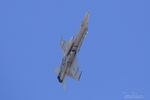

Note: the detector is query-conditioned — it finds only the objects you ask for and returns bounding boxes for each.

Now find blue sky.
[0,0,149,100]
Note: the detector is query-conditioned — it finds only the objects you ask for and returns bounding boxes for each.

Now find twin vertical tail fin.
[63,76,66,91]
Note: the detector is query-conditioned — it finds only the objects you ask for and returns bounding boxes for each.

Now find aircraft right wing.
[60,36,69,56]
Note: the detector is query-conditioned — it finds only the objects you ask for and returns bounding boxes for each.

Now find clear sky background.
[0,0,149,100]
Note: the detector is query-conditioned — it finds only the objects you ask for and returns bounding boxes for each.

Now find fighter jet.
[54,11,89,90]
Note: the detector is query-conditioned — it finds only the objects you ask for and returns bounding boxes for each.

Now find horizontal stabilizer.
[74,71,82,81]
[54,67,60,75]
[67,55,82,81]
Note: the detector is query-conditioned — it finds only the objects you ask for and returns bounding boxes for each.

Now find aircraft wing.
[60,36,69,56]
[67,55,82,81]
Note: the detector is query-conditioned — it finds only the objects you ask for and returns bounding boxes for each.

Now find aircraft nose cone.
[86,11,89,20]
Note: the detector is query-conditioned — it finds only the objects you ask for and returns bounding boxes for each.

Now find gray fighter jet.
[54,11,89,90]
